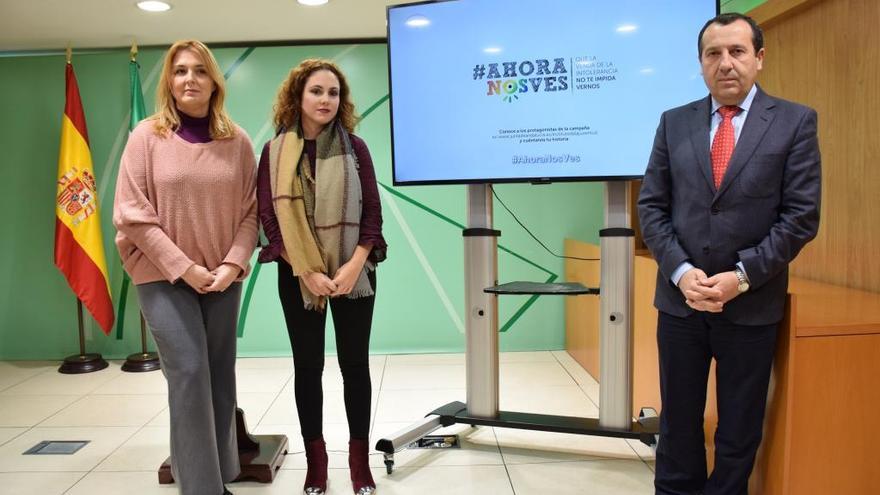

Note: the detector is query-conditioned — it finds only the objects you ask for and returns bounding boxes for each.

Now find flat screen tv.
[387,0,719,185]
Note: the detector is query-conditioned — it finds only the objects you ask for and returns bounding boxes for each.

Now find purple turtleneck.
[176,111,212,143]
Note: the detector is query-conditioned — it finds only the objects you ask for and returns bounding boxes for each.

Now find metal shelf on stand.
[484,281,599,296]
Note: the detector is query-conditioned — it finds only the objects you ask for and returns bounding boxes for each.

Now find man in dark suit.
[637,13,821,495]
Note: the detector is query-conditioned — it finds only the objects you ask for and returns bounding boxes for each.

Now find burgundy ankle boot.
[348,438,376,494]
[303,436,328,495]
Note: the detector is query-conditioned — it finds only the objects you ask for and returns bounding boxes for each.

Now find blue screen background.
[388,0,717,184]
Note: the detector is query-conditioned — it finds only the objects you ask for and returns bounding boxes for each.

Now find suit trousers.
[655,310,777,495]
[276,258,375,441]
[136,281,241,495]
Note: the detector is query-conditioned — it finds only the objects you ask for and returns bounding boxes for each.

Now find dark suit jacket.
[637,87,821,325]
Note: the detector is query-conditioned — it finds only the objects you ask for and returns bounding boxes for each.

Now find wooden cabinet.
[756,279,880,495]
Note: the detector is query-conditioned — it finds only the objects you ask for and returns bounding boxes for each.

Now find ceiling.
[0,0,423,52]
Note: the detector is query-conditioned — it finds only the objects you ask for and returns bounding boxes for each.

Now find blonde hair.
[272,59,359,134]
[151,39,236,139]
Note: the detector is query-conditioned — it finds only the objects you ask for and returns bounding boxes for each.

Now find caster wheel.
[384,458,394,474]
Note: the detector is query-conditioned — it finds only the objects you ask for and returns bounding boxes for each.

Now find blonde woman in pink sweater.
[113,40,257,495]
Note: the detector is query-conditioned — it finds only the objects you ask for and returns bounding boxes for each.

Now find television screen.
[388,0,719,185]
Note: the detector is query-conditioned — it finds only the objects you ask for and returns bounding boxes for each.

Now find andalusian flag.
[115,57,147,339]
[54,61,114,334]
[128,58,147,130]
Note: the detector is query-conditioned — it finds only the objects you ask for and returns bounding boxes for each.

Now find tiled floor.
[0,351,656,494]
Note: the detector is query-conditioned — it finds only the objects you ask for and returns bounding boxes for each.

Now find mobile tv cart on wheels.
[375,182,659,474]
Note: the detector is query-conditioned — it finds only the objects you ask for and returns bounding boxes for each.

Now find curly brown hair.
[272,59,359,134]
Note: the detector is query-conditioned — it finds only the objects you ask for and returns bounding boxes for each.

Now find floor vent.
[23,440,90,455]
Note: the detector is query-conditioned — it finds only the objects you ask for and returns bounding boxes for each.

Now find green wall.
[0,0,766,360]
[722,0,768,14]
[0,43,603,360]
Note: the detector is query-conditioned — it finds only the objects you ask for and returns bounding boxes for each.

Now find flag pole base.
[58,353,109,374]
[122,352,160,373]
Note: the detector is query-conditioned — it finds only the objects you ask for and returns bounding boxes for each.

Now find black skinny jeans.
[276,259,375,441]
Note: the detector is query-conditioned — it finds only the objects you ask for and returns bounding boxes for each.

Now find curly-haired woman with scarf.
[256,59,387,495]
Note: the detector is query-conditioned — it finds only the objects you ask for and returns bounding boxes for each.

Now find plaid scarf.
[268,121,374,311]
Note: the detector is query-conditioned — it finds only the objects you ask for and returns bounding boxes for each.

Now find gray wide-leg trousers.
[136,281,242,495]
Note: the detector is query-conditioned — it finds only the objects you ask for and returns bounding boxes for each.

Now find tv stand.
[375,182,657,474]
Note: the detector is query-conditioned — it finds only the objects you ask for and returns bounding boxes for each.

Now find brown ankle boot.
[304,436,328,495]
[348,438,376,494]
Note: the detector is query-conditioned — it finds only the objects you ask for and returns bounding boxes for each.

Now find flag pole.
[121,41,160,373]
[77,298,84,355]
[55,45,112,374]
[59,298,109,374]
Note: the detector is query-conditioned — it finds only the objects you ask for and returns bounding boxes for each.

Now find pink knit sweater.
[113,120,258,285]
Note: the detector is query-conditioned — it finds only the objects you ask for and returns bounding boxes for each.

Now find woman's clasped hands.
[181,263,241,294]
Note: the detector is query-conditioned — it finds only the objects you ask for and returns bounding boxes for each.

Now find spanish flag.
[54,60,114,334]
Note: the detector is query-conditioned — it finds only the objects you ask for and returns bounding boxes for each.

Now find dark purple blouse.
[256,134,387,264]
[176,111,212,143]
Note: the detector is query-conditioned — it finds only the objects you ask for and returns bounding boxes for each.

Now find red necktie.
[711,105,740,189]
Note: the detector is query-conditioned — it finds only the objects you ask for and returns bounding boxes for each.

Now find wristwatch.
[734,267,750,293]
